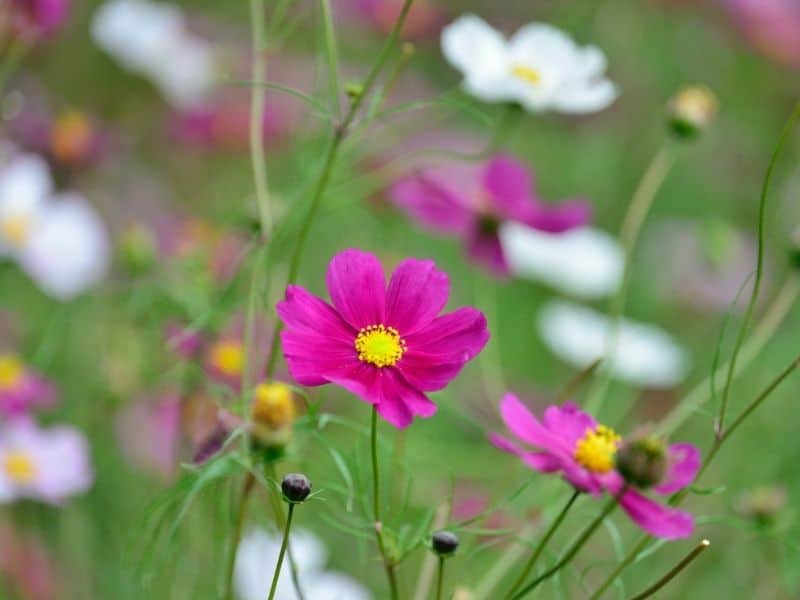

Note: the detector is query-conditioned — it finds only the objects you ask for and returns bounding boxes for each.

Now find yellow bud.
[251,382,296,429]
[668,85,718,138]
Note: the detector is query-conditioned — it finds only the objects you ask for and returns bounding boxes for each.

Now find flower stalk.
[628,539,710,600]
[267,502,295,600]
[371,406,399,599]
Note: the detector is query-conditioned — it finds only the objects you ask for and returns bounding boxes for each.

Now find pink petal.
[482,154,537,221]
[489,433,561,472]
[325,249,386,329]
[276,285,355,339]
[619,489,694,539]
[373,368,436,428]
[466,229,509,275]
[542,403,597,448]
[280,329,357,386]
[397,351,466,392]
[497,394,572,457]
[390,171,474,235]
[404,307,489,361]
[385,258,449,334]
[561,461,605,495]
[653,443,701,495]
[520,199,593,234]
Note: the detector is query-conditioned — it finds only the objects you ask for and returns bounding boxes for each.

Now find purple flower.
[277,249,489,428]
[0,418,92,505]
[0,355,55,417]
[390,154,591,275]
[489,394,700,539]
[9,0,70,37]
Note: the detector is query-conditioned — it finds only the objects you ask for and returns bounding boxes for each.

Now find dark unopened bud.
[615,437,667,489]
[281,473,311,503]
[431,530,459,556]
[790,228,800,269]
[667,85,718,139]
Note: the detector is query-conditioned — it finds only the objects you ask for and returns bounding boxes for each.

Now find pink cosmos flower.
[727,0,800,69]
[390,154,591,275]
[116,392,181,480]
[277,249,489,428]
[0,355,55,417]
[164,321,204,360]
[338,0,445,39]
[0,521,61,600]
[489,394,700,539]
[0,418,92,505]
[6,0,70,38]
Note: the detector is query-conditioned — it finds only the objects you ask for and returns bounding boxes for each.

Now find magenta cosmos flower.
[8,0,70,37]
[390,154,591,275]
[277,249,489,428]
[0,354,55,417]
[0,418,92,505]
[489,394,700,539]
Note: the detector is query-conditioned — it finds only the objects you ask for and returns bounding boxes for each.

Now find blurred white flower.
[537,301,689,388]
[499,223,623,299]
[0,153,52,256]
[441,15,617,114]
[19,194,110,301]
[91,0,217,108]
[235,528,371,600]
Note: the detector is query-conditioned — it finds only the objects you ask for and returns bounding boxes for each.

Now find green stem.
[585,143,676,413]
[264,0,417,379]
[371,406,399,599]
[506,490,581,597]
[265,462,305,600]
[511,492,621,599]
[590,354,799,599]
[656,275,799,436]
[436,557,445,600]
[249,0,272,237]
[628,539,710,600]
[267,503,295,600]
[319,0,341,118]
[715,100,800,435]
[224,473,255,600]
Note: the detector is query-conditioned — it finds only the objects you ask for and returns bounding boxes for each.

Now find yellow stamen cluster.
[0,355,24,389]
[355,324,406,368]
[209,341,244,377]
[251,382,296,429]
[1,215,31,247]
[574,425,621,473]
[50,110,92,162]
[3,452,36,483]
[511,64,542,86]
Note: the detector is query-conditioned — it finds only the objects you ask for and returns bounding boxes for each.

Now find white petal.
[500,223,623,299]
[19,194,109,300]
[509,23,579,69]
[551,79,618,114]
[537,301,689,388]
[441,15,509,82]
[304,572,372,600]
[0,153,52,215]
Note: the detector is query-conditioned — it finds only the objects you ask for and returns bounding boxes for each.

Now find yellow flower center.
[50,110,93,162]
[0,355,24,389]
[210,341,244,377]
[511,64,542,86]
[355,324,406,368]
[574,425,621,473]
[1,214,31,247]
[3,452,36,483]
[251,382,296,429]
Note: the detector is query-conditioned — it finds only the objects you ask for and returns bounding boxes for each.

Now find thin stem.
[249,0,271,237]
[224,472,255,600]
[506,489,581,597]
[319,0,341,119]
[586,143,676,413]
[264,0,417,379]
[265,462,305,600]
[436,557,445,600]
[413,503,450,600]
[590,354,799,599]
[656,275,799,436]
[267,503,295,600]
[716,100,800,434]
[371,406,399,599]
[511,492,621,599]
[628,539,710,600]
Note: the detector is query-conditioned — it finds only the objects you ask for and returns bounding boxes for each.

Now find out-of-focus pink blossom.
[727,0,800,69]
[116,392,181,480]
[164,321,204,360]
[338,0,445,39]
[4,0,70,39]
[0,354,55,417]
[0,520,61,600]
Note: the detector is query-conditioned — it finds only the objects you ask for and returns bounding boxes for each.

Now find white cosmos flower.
[235,528,371,600]
[91,0,216,108]
[538,301,689,388]
[441,15,617,114]
[499,223,624,299]
[0,153,52,256]
[18,194,110,301]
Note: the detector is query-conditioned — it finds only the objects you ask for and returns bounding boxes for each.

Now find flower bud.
[431,530,459,556]
[250,382,296,449]
[117,223,157,275]
[736,486,787,526]
[667,85,718,139]
[281,473,311,503]
[615,436,667,489]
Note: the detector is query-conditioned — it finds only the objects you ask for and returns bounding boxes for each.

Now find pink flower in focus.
[489,394,700,539]
[390,154,592,275]
[0,354,55,417]
[727,0,800,69]
[277,248,489,428]
[116,392,181,480]
[0,418,92,505]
